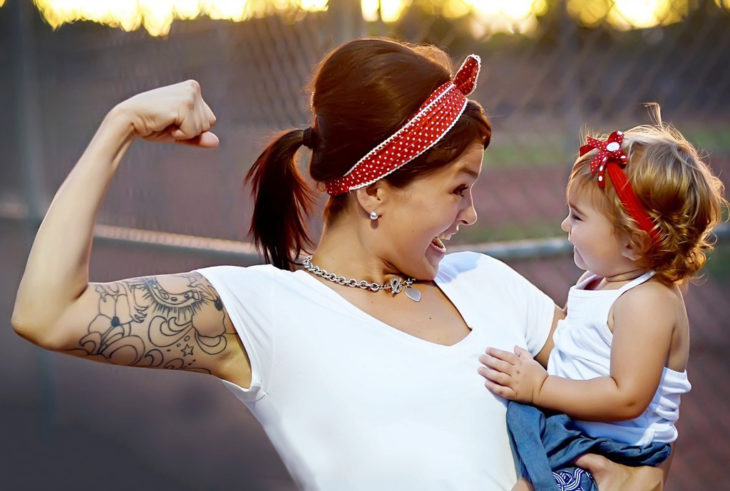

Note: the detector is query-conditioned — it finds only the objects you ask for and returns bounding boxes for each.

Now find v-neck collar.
[293,267,476,350]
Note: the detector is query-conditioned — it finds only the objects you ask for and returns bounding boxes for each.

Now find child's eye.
[570,212,581,221]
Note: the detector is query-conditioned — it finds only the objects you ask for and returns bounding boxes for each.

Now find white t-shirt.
[197,252,555,490]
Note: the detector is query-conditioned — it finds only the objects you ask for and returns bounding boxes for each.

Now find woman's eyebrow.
[458,168,480,179]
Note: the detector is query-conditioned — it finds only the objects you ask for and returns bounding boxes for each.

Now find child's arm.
[479,283,676,421]
[533,304,564,368]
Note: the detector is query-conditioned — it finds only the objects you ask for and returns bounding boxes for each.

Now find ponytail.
[245,129,315,271]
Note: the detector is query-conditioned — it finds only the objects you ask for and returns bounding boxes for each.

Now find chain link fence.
[1,0,728,489]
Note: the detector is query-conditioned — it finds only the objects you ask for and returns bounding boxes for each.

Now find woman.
[12,38,661,489]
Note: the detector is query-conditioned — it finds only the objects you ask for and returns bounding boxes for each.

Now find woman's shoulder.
[195,263,293,289]
[440,251,520,279]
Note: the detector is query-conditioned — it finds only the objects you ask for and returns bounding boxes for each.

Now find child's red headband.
[580,130,661,246]
[325,55,481,196]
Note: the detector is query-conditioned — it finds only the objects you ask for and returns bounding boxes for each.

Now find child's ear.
[620,231,648,262]
[621,244,642,262]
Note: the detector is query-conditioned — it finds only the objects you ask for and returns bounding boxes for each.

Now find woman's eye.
[454,185,468,197]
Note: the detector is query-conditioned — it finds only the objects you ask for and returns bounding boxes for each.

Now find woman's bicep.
[42,272,251,386]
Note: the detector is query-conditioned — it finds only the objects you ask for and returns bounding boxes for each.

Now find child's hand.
[478,346,548,404]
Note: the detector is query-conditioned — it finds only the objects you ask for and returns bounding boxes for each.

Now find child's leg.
[511,477,534,491]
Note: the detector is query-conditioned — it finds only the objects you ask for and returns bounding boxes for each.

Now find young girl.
[479,108,727,490]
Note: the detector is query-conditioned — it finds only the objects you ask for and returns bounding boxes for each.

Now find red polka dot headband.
[325,54,481,196]
[580,130,661,246]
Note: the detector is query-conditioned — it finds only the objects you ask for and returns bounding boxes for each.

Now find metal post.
[328,0,365,45]
[12,0,46,222]
[10,0,56,438]
[559,0,582,152]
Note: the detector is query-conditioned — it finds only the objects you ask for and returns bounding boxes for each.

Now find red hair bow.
[579,130,628,189]
[578,130,661,246]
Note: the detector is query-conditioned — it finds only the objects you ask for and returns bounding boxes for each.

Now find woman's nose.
[460,196,478,226]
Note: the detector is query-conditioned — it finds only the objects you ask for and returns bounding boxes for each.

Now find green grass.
[452,220,562,245]
[704,242,730,280]
[681,124,730,158]
[484,123,730,169]
[485,132,573,169]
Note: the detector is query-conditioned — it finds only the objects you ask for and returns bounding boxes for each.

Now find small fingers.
[477,365,512,386]
[485,347,518,363]
[514,345,531,356]
[479,353,514,375]
[483,377,516,399]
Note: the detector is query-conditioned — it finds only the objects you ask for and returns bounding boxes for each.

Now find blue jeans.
[506,402,671,491]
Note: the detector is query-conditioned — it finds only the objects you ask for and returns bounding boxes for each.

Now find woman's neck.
[310,221,403,285]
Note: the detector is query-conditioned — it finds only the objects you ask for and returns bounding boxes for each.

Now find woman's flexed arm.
[47,272,251,387]
[9,81,241,378]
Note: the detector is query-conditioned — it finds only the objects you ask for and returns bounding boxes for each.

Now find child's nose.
[560,216,570,233]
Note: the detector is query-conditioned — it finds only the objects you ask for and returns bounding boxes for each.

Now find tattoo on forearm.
[70,273,233,373]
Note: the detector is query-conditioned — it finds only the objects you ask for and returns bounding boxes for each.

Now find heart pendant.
[405,285,421,302]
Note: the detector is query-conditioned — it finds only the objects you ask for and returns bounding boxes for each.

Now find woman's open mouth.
[430,234,451,253]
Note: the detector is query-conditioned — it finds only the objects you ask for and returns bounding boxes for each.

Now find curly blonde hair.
[567,106,727,285]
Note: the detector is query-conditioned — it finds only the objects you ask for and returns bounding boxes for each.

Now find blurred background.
[1,0,728,489]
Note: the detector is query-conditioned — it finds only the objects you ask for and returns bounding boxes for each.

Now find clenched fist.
[114,80,219,148]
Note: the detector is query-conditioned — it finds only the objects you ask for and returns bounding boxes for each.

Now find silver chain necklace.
[302,256,422,302]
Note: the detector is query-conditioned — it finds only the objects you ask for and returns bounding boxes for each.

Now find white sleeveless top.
[197,252,556,490]
[547,271,691,445]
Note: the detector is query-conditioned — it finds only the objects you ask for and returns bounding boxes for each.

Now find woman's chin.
[396,242,446,280]
[423,241,447,273]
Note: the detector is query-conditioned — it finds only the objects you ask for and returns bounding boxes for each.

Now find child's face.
[561,187,636,277]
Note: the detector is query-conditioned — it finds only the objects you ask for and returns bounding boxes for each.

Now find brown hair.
[246,38,491,270]
[568,106,727,284]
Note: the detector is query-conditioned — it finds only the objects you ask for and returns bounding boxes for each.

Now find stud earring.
[369,211,378,221]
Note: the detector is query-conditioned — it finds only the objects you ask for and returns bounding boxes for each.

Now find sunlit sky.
[4,0,724,37]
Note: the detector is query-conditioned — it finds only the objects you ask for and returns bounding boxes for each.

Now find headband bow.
[325,54,481,196]
[579,130,661,246]
[580,130,628,189]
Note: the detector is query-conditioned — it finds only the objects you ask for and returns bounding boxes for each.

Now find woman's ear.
[354,182,386,218]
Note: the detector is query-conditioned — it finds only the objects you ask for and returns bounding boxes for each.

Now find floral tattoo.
[71,273,233,374]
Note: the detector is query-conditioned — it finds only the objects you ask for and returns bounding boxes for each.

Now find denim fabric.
[507,402,671,491]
